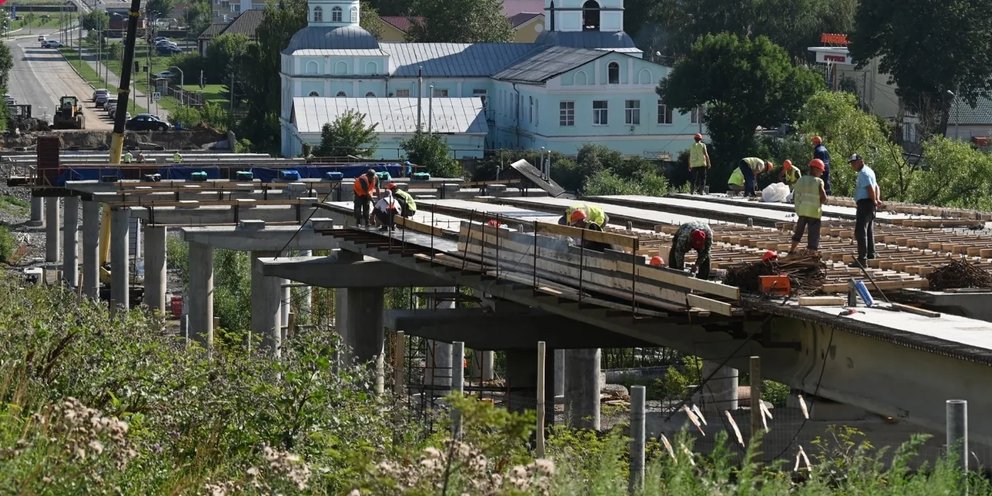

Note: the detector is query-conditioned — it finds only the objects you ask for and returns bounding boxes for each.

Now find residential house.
[198,10,265,56]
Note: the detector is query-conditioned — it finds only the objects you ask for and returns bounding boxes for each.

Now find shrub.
[0,225,15,262]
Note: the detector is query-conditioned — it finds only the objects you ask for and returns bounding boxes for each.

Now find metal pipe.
[536,341,547,458]
[946,399,968,471]
[629,385,646,493]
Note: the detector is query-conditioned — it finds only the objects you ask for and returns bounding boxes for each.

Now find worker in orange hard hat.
[812,135,832,195]
[779,159,801,189]
[668,221,713,279]
[649,255,665,267]
[568,209,612,252]
[688,132,711,194]
[737,157,773,198]
[789,158,828,256]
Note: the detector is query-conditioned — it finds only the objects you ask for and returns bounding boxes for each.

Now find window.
[365,91,376,97]
[593,100,608,125]
[350,6,358,22]
[690,106,703,124]
[559,101,574,126]
[473,88,488,107]
[528,96,533,123]
[308,91,319,97]
[336,91,347,97]
[432,88,448,97]
[312,6,322,22]
[331,6,342,22]
[582,0,600,31]
[625,100,640,125]
[395,89,410,97]
[608,62,620,84]
[657,101,672,124]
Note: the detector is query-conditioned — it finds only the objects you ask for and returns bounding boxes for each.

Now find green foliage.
[849,0,992,138]
[407,0,513,42]
[761,380,790,408]
[909,137,992,210]
[401,131,461,177]
[576,144,671,196]
[796,90,913,199]
[204,33,252,84]
[658,355,702,398]
[80,10,109,31]
[359,1,383,39]
[0,225,15,262]
[212,250,251,333]
[659,33,824,178]
[317,110,379,158]
[185,0,213,38]
[169,102,231,131]
[165,236,189,286]
[0,41,12,89]
[145,0,178,22]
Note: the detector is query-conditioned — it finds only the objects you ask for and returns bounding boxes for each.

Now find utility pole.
[427,84,434,134]
[416,67,423,132]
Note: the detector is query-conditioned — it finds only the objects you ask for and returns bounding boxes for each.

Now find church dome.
[283,25,379,53]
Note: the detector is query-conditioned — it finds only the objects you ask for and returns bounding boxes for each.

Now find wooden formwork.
[826,197,992,222]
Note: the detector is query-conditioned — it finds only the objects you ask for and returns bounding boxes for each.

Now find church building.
[280,0,705,160]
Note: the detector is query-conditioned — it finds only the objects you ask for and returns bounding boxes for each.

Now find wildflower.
[88,440,104,455]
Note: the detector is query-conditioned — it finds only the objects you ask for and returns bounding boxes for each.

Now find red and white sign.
[809,47,853,66]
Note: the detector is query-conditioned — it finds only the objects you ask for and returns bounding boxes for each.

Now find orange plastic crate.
[759,275,791,296]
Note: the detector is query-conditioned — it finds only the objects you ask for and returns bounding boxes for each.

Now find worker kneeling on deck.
[668,221,713,279]
[374,190,403,231]
[789,159,828,256]
[559,203,609,228]
[568,209,612,252]
[386,182,416,218]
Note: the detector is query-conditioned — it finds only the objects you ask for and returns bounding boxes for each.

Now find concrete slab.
[804,303,992,351]
[668,193,938,223]
[495,196,745,230]
[259,254,453,288]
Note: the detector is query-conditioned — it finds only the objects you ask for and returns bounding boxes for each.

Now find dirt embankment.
[0,128,229,152]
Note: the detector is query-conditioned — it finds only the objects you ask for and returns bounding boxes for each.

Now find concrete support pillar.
[45,197,60,263]
[81,200,100,299]
[425,288,454,387]
[506,348,555,424]
[251,251,282,357]
[61,196,79,287]
[344,287,384,363]
[565,348,601,430]
[144,226,167,315]
[335,288,348,342]
[554,349,566,399]
[188,242,214,349]
[298,250,312,318]
[29,197,44,227]
[470,350,495,381]
[109,208,130,312]
[699,361,739,413]
[281,283,291,332]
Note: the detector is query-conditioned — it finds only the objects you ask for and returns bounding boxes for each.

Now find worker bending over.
[386,182,417,218]
[559,203,609,228]
[668,221,713,279]
[789,159,828,255]
[780,159,801,189]
[727,168,745,196]
[374,189,403,231]
[568,209,611,252]
[353,169,379,227]
[737,157,772,197]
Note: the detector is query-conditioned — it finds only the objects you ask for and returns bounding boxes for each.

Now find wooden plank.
[798,296,847,306]
[396,215,457,238]
[685,293,741,317]
[534,222,638,251]
[889,302,941,318]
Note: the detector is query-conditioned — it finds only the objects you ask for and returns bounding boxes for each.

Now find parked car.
[41,40,62,48]
[4,94,14,106]
[103,98,118,111]
[125,113,169,131]
[93,89,109,105]
[38,34,46,42]
[152,70,174,80]
[156,45,182,55]
[108,102,119,118]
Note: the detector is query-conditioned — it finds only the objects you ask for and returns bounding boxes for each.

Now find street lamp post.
[170,66,184,106]
[947,87,960,140]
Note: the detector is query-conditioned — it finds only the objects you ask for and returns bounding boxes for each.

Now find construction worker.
[849,153,880,267]
[136,150,146,163]
[812,136,832,195]
[123,149,134,163]
[386,182,417,218]
[353,169,379,227]
[668,221,713,279]
[173,151,183,163]
[568,209,611,251]
[737,157,772,198]
[559,203,609,228]
[780,159,801,189]
[688,132,711,194]
[789,159,828,255]
[373,189,403,231]
[727,168,745,196]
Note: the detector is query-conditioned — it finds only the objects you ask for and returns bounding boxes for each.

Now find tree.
[185,0,213,37]
[360,1,384,40]
[659,33,823,179]
[80,10,109,31]
[316,110,379,157]
[205,33,251,83]
[146,0,178,23]
[407,0,512,43]
[401,132,460,177]
[909,137,992,210]
[0,42,12,89]
[849,0,992,139]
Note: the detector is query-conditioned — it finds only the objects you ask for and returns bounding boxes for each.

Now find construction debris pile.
[926,260,992,290]
[723,255,827,295]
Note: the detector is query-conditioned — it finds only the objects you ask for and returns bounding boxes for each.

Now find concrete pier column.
[554,349,566,399]
[699,361,739,413]
[565,348,601,430]
[109,208,130,312]
[470,350,495,381]
[251,251,282,356]
[334,288,348,342]
[188,242,214,349]
[29,197,44,227]
[506,348,556,424]
[80,200,101,299]
[424,288,455,386]
[298,250,312,318]
[144,226,167,314]
[344,287,384,363]
[281,283,291,331]
[45,197,60,263]
[61,196,79,287]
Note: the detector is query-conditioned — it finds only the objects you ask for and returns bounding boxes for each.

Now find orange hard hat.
[690,229,708,250]
[765,161,773,172]
[649,255,665,267]
[783,159,793,170]
[762,250,778,262]
[694,133,703,141]
[385,182,397,190]
[570,209,588,224]
[809,158,825,171]
[486,219,500,228]
[812,136,822,145]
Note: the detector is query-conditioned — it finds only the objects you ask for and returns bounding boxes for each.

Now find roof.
[291,97,489,135]
[502,0,543,17]
[381,43,535,77]
[198,23,227,40]
[292,49,387,57]
[284,25,380,53]
[380,16,415,33]
[951,96,992,126]
[494,46,607,83]
[508,12,543,28]
[536,30,638,50]
[220,9,265,39]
